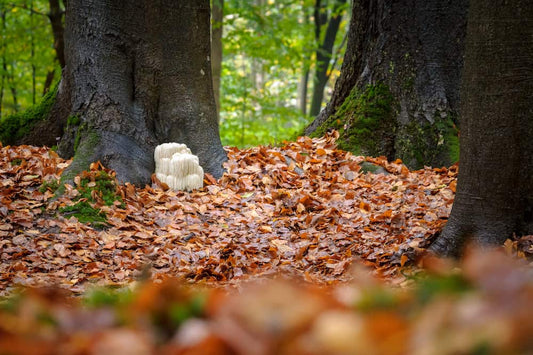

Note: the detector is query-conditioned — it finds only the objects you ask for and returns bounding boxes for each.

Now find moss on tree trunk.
[310,83,398,160]
[306,0,467,169]
[0,82,59,146]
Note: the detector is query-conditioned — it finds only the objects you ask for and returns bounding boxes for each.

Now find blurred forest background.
[0,0,349,147]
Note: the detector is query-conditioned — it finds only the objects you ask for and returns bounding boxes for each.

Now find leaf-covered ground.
[1,133,533,354]
[1,132,459,294]
[1,250,533,354]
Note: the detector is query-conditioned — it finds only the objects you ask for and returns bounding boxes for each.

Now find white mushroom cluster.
[154,143,204,191]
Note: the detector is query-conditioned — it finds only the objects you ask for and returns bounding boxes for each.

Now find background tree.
[2,1,349,150]
[305,0,468,169]
[53,0,226,185]
[308,0,347,117]
[429,0,533,257]
[0,0,57,116]
[219,0,347,147]
[211,0,224,119]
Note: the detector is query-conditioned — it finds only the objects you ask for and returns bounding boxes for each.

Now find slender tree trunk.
[42,70,55,95]
[0,7,5,117]
[299,67,310,116]
[30,0,36,104]
[211,0,224,119]
[56,0,226,185]
[309,0,347,117]
[429,0,533,257]
[298,2,312,116]
[306,0,467,169]
[1,8,17,113]
[48,0,65,68]
[7,74,17,112]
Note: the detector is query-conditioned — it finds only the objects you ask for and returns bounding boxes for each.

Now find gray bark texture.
[56,0,227,186]
[305,0,468,168]
[429,0,533,257]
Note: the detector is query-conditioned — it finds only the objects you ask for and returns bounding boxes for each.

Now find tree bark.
[56,0,227,186]
[211,0,223,119]
[429,0,533,257]
[309,0,347,117]
[305,0,467,168]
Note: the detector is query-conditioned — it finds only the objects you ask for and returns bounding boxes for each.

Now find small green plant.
[39,179,60,194]
[356,287,401,311]
[10,158,23,166]
[168,294,207,326]
[415,273,472,305]
[83,286,133,308]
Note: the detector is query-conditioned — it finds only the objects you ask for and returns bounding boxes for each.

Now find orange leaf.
[400,254,408,267]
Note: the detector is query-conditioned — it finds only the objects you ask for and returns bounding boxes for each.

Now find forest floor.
[1,132,532,354]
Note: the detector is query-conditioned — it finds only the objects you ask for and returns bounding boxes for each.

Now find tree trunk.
[211,0,223,119]
[309,0,347,117]
[56,0,227,186]
[42,70,55,95]
[299,66,310,116]
[30,0,36,105]
[48,0,66,68]
[0,6,5,117]
[305,0,467,168]
[429,0,533,257]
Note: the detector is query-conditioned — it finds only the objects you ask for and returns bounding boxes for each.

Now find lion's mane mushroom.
[154,143,204,191]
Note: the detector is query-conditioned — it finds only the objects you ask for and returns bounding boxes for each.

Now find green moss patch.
[396,115,459,169]
[39,179,60,194]
[0,82,58,145]
[59,170,124,228]
[311,83,398,159]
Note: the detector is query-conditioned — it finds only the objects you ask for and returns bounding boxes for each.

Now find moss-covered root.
[0,82,58,145]
[396,116,459,169]
[58,160,124,228]
[57,128,101,195]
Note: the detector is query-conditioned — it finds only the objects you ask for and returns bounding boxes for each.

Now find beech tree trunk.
[429,0,533,257]
[305,0,468,168]
[55,0,227,186]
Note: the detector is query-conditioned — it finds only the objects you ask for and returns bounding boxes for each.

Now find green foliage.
[168,294,207,326]
[312,83,398,157]
[2,0,349,148]
[0,81,58,144]
[415,273,472,304]
[83,286,133,308]
[356,287,401,311]
[0,0,59,116]
[220,0,348,147]
[59,171,123,227]
[356,272,473,313]
[10,158,22,166]
[0,291,21,313]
